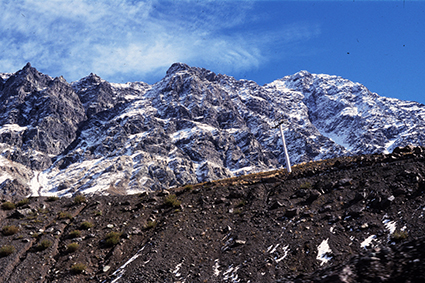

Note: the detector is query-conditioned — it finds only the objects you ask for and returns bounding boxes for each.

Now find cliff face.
[0,63,425,197]
[0,63,86,157]
[0,145,425,282]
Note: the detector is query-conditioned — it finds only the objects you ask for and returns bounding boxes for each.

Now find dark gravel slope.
[1,145,425,282]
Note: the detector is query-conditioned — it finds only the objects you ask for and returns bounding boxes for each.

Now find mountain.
[0,63,424,197]
[0,146,425,282]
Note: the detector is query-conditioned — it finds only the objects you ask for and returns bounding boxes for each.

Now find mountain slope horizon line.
[0,62,424,197]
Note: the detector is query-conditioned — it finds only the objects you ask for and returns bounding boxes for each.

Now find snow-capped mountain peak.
[1,63,424,196]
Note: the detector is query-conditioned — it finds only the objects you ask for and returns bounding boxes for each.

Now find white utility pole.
[278,122,292,173]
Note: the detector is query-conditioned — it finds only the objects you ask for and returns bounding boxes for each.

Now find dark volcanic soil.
[1,145,425,282]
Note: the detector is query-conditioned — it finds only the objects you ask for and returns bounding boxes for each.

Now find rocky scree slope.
[0,145,425,282]
[0,63,425,196]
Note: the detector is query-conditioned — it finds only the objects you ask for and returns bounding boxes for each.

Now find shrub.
[164,194,181,208]
[104,231,122,247]
[68,230,81,239]
[94,210,102,216]
[1,201,15,210]
[80,221,93,230]
[70,262,86,274]
[37,207,49,214]
[73,195,86,205]
[0,245,15,257]
[391,230,409,242]
[16,198,29,207]
[300,182,312,189]
[47,196,59,202]
[236,200,246,207]
[183,184,193,192]
[58,212,73,220]
[25,211,37,220]
[145,220,157,229]
[35,239,52,251]
[2,225,19,236]
[66,242,79,253]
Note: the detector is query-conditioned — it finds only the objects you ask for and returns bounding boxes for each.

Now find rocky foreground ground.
[1,145,425,282]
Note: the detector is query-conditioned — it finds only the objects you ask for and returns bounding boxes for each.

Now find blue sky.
[1,0,424,105]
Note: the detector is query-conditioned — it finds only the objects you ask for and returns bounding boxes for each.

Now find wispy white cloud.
[0,0,321,83]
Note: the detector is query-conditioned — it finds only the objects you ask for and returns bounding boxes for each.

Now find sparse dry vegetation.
[68,230,81,239]
[0,245,15,257]
[391,230,409,242]
[164,194,181,208]
[35,239,52,251]
[47,196,59,202]
[58,211,73,220]
[104,231,122,247]
[236,200,246,207]
[66,243,79,253]
[80,221,94,230]
[73,195,86,205]
[2,225,19,236]
[70,262,86,274]
[300,182,312,189]
[145,220,157,229]
[16,198,29,207]
[183,184,193,192]
[1,201,15,210]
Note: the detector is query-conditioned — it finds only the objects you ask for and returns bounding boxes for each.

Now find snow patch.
[383,218,397,241]
[213,259,220,277]
[275,245,290,263]
[316,238,332,266]
[0,172,13,185]
[341,106,360,117]
[28,171,41,197]
[267,243,290,263]
[0,73,12,80]
[223,265,240,282]
[172,261,183,277]
[383,219,396,235]
[107,245,146,283]
[0,124,28,134]
[360,235,377,249]
[269,244,279,254]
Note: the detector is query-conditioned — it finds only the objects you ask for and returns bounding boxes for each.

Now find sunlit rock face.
[0,63,424,196]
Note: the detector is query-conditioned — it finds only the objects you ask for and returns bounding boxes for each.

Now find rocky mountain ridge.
[0,63,424,197]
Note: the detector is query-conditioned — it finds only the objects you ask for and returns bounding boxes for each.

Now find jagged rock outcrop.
[278,70,425,154]
[0,63,424,196]
[0,63,86,171]
[72,73,125,118]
